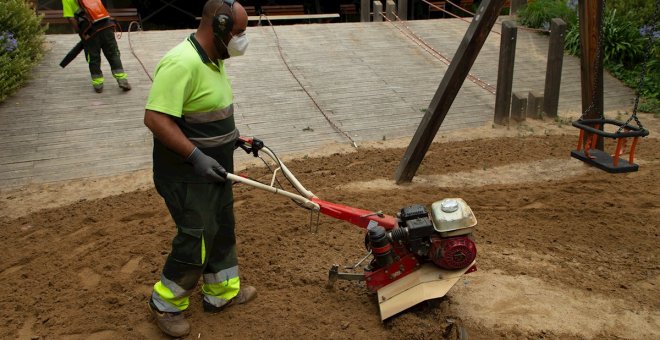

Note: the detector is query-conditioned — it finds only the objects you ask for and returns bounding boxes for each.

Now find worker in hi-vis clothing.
[62,0,131,93]
[143,0,254,337]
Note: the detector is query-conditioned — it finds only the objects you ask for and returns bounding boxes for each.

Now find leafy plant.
[564,7,658,113]
[0,0,47,103]
[516,0,577,30]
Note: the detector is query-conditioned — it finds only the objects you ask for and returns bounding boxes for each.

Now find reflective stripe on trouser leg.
[112,70,127,80]
[202,265,240,308]
[91,76,104,85]
[152,275,194,312]
[152,230,207,312]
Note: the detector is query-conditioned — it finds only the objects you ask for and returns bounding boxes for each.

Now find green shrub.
[517,0,577,30]
[566,10,646,65]
[0,0,47,103]
[564,8,658,112]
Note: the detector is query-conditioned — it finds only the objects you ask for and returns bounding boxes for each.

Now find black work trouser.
[154,178,237,288]
[83,28,124,81]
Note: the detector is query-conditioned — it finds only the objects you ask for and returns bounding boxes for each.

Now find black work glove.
[185,147,227,182]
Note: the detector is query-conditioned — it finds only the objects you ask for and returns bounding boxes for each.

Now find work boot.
[93,83,104,93]
[148,298,190,337]
[203,286,257,313]
[117,78,132,91]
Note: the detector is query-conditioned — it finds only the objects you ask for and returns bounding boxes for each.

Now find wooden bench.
[38,8,142,27]
[340,3,358,21]
[428,1,446,18]
[244,6,257,16]
[260,5,306,16]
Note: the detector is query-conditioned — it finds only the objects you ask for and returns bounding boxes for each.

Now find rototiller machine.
[231,137,478,320]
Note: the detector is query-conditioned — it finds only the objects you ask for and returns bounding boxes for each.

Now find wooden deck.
[0,19,634,189]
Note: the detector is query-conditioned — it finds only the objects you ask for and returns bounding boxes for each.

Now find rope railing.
[258,14,359,148]
[378,10,497,94]
[422,0,549,35]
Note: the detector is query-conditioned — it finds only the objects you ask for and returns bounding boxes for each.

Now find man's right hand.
[185,147,227,182]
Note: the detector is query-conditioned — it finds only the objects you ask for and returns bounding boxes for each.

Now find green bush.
[0,0,47,103]
[566,10,646,66]
[564,8,658,113]
[516,0,577,30]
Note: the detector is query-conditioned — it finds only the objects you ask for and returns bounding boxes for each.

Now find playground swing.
[570,0,656,173]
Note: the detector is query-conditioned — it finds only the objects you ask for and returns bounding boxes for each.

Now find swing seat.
[571,118,649,173]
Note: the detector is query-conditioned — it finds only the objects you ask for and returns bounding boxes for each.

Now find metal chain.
[618,0,658,132]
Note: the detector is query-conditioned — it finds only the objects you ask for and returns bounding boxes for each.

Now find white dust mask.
[227,32,248,57]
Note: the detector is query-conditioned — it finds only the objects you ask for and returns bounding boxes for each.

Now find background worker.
[143,0,253,337]
[62,0,131,93]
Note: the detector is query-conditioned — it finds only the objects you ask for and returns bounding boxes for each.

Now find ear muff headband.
[213,0,236,39]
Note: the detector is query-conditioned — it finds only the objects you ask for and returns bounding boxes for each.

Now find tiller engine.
[231,137,477,320]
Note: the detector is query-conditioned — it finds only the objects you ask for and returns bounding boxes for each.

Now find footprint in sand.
[119,211,156,223]
[120,257,143,274]
[78,267,101,290]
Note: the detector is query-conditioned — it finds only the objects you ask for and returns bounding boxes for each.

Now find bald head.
[196,0,249,61]
[200,0,248,36]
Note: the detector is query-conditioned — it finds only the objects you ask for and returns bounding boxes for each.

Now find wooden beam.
[373,1,383,21]
[578,0,603,120]
[398,0,408,20]
[578,0,604,150]
[361,0,370,22]
[386,0,396,20]
[493,20,518,125]
[394,0,505,184]
[543,18,567,119]
[511,91,527,122]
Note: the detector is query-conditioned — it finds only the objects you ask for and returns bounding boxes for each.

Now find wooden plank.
[394,0,506,184]
[493,20,517,125]
[543,18,567,119]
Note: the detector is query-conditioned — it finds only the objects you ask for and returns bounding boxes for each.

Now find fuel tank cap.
[440,199,459,213]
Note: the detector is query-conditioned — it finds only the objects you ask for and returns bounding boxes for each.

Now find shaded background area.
[34,0,488,32]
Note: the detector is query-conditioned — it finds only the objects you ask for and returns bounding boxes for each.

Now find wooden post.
[510,0,527,15]
[527,91,544,119]
[394,0,506,184]
[398,0,408,20]
[361,0,370,22]
[510,92,527,122]
[543,18,567,119]
[386,0,396,20]
[493,20,518,125]
[373,1,383,21]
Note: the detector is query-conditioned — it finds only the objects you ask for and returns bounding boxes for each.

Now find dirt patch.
[1,113,659,339]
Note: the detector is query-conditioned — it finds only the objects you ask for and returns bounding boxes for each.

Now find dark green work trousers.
[154,178,238,293]
[84,29,124,81]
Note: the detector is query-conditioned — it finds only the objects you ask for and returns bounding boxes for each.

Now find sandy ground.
[1,112,659,339]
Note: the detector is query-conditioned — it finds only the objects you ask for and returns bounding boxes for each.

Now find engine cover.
[429,235,476,270]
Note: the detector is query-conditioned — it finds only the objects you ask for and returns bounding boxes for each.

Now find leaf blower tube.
[60,40,85,68]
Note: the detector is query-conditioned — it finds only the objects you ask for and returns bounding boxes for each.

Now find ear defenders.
[212,0,236,39]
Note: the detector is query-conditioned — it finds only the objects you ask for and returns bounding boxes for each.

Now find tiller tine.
[376,261,476,321]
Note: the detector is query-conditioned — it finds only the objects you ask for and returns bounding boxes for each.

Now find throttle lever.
[235,136,264,157]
